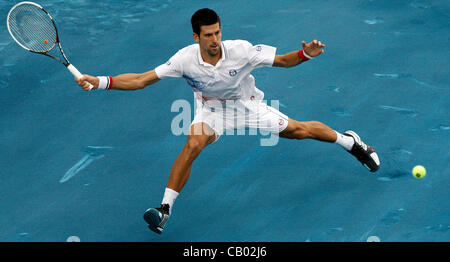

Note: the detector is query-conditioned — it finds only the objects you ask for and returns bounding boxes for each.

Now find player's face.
[194,22,222,57]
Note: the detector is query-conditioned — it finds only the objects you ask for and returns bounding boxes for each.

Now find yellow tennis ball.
[44,40,48,44]
[412,165,426,179]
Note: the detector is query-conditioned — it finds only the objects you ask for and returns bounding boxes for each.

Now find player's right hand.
[75,74,98,91]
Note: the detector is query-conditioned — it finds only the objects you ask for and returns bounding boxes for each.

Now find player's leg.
[278,119,338,142]
[167,122,216,193]
[279,118,380,172]
[144,122,216,234]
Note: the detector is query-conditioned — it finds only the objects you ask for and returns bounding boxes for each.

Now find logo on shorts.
[278,119,284,126]
[256,46,262,51]
[166,60,171,65]
[229,69,237,76]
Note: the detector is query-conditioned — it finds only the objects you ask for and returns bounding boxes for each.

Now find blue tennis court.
[0,0,449,242]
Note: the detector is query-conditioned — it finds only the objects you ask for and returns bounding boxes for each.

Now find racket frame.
[7,1,70,66]
[7,1,92,89]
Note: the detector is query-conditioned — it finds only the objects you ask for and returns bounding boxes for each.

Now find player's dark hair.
[191,8,221,35]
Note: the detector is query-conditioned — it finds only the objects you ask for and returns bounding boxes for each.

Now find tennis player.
[76,8,380,234]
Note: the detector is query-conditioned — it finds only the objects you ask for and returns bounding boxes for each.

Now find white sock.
[162,187,179,215]
[334,131,355,151]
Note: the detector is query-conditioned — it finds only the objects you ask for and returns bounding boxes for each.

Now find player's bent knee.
[185,136,208,154]
[186,139,202,154]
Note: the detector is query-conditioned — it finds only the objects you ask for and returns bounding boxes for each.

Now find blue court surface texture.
[0,0,449,242]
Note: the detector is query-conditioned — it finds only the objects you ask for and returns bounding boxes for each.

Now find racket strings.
[9,10,55,52]
[10,5,56,46]
[9,5,56,50]
[8,4,57,52]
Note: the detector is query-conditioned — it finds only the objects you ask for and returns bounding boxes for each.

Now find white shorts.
[191,99,289,142]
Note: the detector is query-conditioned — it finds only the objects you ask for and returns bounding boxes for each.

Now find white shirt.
[154,40,276,107]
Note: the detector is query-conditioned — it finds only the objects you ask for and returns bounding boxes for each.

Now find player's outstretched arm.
[273,40,325,68]
[76,69,160,91]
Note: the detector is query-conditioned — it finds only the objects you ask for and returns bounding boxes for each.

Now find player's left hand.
[302,40,325,58]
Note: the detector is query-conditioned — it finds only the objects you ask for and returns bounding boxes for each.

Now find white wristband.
[97,76,109,90]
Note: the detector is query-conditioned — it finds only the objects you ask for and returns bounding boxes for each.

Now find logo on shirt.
[183,74,208,91]
[256,46,262,52]
[166,60,172,66]
[229,69,237,77]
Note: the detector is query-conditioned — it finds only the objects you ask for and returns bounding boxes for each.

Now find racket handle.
[67,64,94,90]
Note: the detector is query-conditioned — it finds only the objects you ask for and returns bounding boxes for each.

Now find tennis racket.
[7,1,93,90]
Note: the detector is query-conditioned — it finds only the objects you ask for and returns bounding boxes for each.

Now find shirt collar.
[197,42,227,67]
